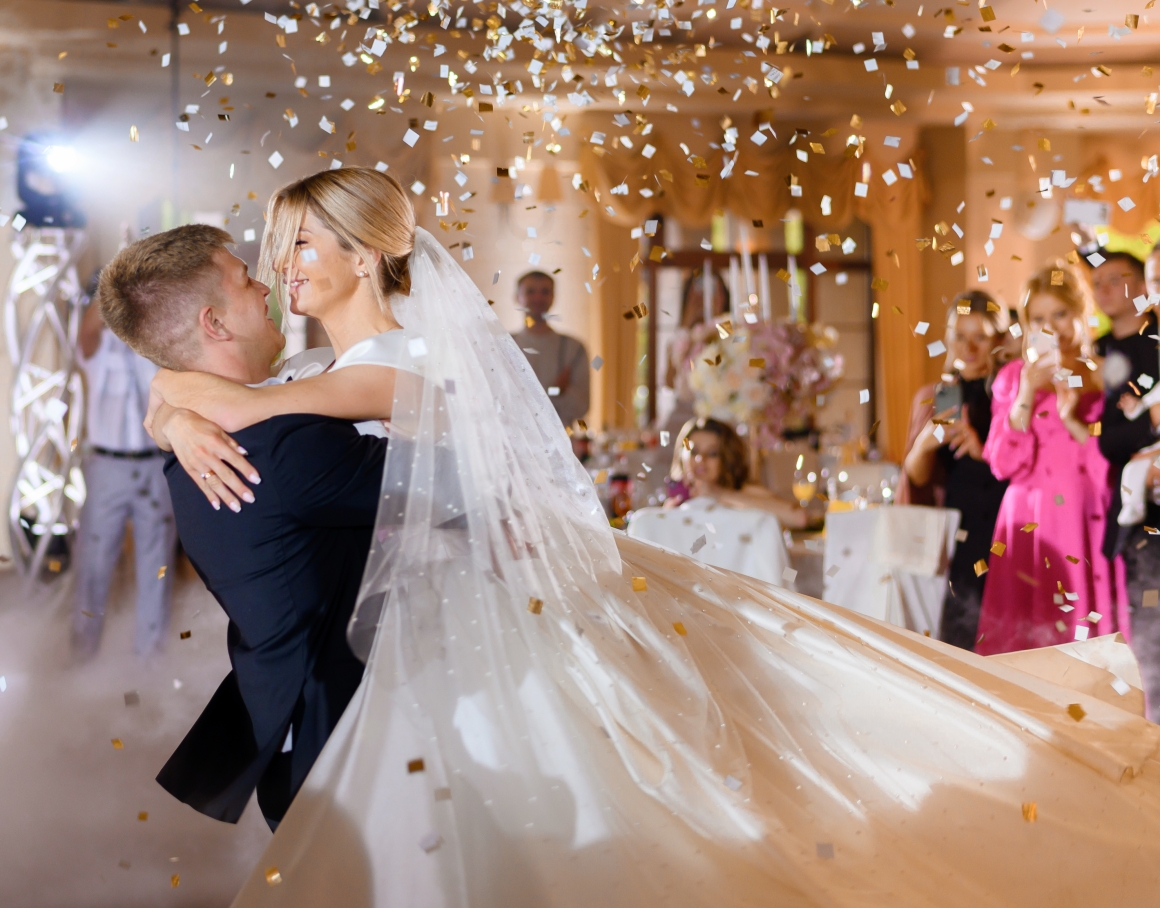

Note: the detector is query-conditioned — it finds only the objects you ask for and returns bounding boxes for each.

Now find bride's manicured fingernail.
[243,492,255,504]
[229,501,241,513]
[250,474,261,484]
[236,447,248,455]
[211,500,220,511]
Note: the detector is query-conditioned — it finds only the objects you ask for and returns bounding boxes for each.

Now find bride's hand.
[164,409,260,512]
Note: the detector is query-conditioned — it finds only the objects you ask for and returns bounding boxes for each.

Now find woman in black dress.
[898,290,1011,650]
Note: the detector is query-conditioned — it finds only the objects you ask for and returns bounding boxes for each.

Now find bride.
[150,167,1160,907]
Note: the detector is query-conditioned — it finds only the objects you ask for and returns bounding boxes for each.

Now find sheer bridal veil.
[346,229,766,888]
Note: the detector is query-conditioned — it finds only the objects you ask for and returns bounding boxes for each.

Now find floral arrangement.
[687,320,843,447]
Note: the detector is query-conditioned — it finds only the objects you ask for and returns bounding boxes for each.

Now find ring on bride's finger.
[201,472,212,481]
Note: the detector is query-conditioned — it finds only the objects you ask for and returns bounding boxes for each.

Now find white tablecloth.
[627,498,794,589]
[822,505,960,635]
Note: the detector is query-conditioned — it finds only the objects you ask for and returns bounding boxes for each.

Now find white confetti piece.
[243,229,256,242]
[419,832,443,853]
[927,340,947,357]
[1118,197,1136,212]
[781,567,798,584]
[410,180,426,195]
[267,150,283,169]
[723,775,742,791]
[859,389,870,404]
[403,129,421,147]
[1111,677,1131,696]
[0,676,6,693]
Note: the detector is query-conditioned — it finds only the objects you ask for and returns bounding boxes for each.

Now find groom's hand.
[163,409,260,513]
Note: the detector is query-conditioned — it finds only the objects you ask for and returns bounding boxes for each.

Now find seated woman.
[975,265,1113,655]
[898,290,1010,651]
[664,416,808,529]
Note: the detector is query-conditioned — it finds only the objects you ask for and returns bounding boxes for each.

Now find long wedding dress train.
[229,229,1160,906]
[231,534,1160,907]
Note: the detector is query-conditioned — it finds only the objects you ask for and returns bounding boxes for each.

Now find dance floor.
[0,555,269,907]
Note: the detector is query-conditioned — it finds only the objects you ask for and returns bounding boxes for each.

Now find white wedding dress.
[230,230,1160,907]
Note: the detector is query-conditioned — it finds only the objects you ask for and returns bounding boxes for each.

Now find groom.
[98,224,381,830]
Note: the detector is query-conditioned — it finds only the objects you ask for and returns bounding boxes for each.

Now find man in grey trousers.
[71,289,176,658]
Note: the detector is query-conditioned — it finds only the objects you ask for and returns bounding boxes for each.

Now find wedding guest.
[72,282,177,658]
[511,271,590,428]
[1095,248,1160,719]
[662,270,730,434]
[898,290,1009,650]
[665,416,808,528]
[975,265,1112,655]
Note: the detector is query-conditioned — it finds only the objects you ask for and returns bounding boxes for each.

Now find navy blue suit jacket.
[157,414,385,825]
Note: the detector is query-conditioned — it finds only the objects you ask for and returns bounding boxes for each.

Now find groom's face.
[213,248,286,365]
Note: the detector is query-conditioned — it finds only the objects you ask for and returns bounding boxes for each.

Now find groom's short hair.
[98,224,234,370]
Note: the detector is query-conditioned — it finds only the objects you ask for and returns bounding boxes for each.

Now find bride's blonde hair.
[259,166,416,309]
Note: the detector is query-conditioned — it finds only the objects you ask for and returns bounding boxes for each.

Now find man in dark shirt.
[1093,249,1160,719]
[95,224,383,827]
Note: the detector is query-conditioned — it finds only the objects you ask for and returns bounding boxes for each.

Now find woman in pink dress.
[976,265,1112,654]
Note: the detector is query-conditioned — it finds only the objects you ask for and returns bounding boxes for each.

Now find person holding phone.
[975,265,1113,655]
[1093,248,1160,720]
[899,291,1010,649]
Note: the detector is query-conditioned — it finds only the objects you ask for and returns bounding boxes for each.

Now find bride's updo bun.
[260,166,416,309]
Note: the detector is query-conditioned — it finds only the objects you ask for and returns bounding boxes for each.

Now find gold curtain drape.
[579,121,929,461]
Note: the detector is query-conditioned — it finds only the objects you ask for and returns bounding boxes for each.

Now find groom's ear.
[197,304,233,343]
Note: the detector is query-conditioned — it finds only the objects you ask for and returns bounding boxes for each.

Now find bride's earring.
[357,270,368,277]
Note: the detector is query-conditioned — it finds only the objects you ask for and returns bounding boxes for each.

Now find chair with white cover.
[822,505,961,636]
[627,497,795,589]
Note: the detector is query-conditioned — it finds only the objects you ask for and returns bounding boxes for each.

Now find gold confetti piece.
[129,125,139,143]
[632,577,648,592]
[53,82,64,94]
[171,874,180,888]
[973,560,989,577]
[179,630,191,640]
[980,5,996,20]
[890,101,907,116]
[156,565,166,579]
[1065,555,1079,564]
[112,739,123,750]
[407,758,425,773]
[1022,802,1037,822]
[137,812,148,821]
[648,246,667,262]
[990,542,1006,557]
[527,597,543,615]
[1067,703,1086,722]
[594,470,608,484]
[749,358,766,368]
[265,867,283,886]
[1016,571,1039,587]
[189,1,203,10]
[48,558,62,573]
[204,72,216,87]
[1089,421,1101,437]
[871,277,889,291]
[982,118,996,131]
[1050,270,1064,286]
[1143,590,1159,608]
[1039,138,1052,151]
[673,622,688,636]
